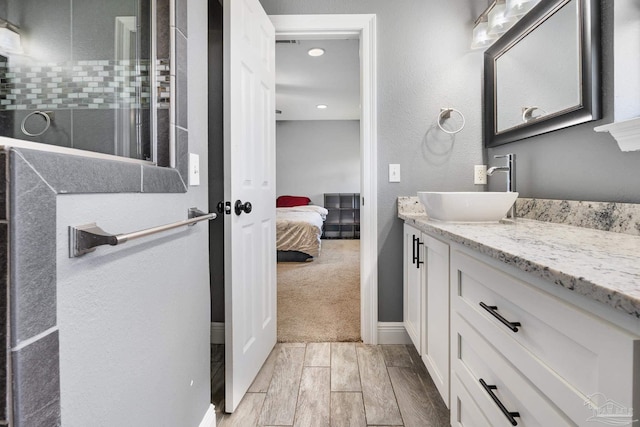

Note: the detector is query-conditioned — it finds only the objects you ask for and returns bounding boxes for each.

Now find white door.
[223,0,276,413]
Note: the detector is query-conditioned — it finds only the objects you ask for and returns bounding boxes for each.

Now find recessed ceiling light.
[307,48,325,57]
[316,104,328,109]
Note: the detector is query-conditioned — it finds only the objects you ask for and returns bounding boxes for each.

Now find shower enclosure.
[0,0,168,161]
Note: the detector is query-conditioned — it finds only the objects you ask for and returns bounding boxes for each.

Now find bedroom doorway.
[271,14,378,344]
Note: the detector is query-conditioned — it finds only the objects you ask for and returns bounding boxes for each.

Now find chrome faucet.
[487,153,516,218]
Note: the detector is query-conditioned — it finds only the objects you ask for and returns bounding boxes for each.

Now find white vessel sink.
[417,191,519,222]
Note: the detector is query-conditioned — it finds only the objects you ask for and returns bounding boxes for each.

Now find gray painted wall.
[260,0,487,321]
[276,120,360,206]
[56,195,211,426]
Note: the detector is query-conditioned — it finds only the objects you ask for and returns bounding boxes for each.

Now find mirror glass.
[0,0,169,161]
[485,0,600,147]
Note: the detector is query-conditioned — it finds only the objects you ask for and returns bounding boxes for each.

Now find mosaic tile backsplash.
[0,59,170,110]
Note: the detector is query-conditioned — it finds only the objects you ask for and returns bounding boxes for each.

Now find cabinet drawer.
[451,249,639,424]
[452,312,572,426]
[451,373,492,427]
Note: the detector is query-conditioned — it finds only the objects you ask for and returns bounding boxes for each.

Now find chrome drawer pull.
[479,378,520,426]
[479,302,521,332]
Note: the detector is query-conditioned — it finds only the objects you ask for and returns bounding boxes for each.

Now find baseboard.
[377,322,412,344]
[210,322,225,344]
[198,404,216,427]
[213,321,408,345]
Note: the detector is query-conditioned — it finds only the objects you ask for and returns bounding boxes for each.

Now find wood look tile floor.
[211,343,450,427]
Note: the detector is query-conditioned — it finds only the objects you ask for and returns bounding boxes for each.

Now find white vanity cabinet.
[449,247,640,427]
[403,223,450,407]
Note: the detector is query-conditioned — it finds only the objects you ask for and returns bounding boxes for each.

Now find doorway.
[210,5,378,414]
[274,37,362,342]
[271,14,378,345]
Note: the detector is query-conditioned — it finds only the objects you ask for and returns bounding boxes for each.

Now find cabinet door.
[403,223,423,351]
[422,233,450,408]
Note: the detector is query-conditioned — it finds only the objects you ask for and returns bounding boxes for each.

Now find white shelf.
[594,116,640,152]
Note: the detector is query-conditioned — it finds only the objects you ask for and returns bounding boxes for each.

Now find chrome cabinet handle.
[479,302,521,333]
[479,379,520,426]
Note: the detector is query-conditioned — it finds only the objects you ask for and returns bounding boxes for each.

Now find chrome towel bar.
[69,207,216,258]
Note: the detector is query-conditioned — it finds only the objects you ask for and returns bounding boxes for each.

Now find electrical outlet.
[474,165,487,185]
[389,164,401,182]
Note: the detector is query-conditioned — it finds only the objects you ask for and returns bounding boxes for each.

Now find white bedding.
[277,205,328,220]
[276,205,328,258]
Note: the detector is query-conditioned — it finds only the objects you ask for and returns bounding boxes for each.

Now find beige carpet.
[277,239,361,342]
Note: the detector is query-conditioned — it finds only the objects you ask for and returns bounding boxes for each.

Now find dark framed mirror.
[484,0,601,147]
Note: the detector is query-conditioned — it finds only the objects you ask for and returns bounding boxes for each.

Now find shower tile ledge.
[398,198,640,322]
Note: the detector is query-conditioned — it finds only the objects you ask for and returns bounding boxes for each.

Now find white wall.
[276,120,360,206]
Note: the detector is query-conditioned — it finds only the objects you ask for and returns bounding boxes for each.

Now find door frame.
[270,14,378,344]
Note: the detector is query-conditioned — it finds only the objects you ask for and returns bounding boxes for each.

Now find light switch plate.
[389,164,401,182]
[189,153,200,186]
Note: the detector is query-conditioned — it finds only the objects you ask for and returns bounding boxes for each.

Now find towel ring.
[522,106,547,122]
[21,110,52,137]
[437,108,465,134]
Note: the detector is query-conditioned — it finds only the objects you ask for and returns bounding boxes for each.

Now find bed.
[276,196,328,262]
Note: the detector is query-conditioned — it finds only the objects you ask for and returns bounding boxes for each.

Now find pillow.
[276,195,311,207]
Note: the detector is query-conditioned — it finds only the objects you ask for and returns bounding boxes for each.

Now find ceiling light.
[307,48,325,57]
[316,104,328,109]
[0,18,22,54]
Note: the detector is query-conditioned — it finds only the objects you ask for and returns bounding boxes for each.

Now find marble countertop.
[399,203,640,320]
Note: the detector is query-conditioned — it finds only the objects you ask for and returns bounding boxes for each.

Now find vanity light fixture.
[316,104,328,109]
[488,0,518,35]
[0,18,23,54]
[307,47,325,57]
[506,0,541,17]
[471,20,498,50]
[471,2,499,50]
[471,0,540,50]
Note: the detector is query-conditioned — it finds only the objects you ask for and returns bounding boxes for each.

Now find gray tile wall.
[0,60,169,110]
[9,152,57,346]
[172,1,189,178]
[0,150,7,424]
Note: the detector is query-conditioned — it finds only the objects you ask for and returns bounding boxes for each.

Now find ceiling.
[275,38,360,121]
